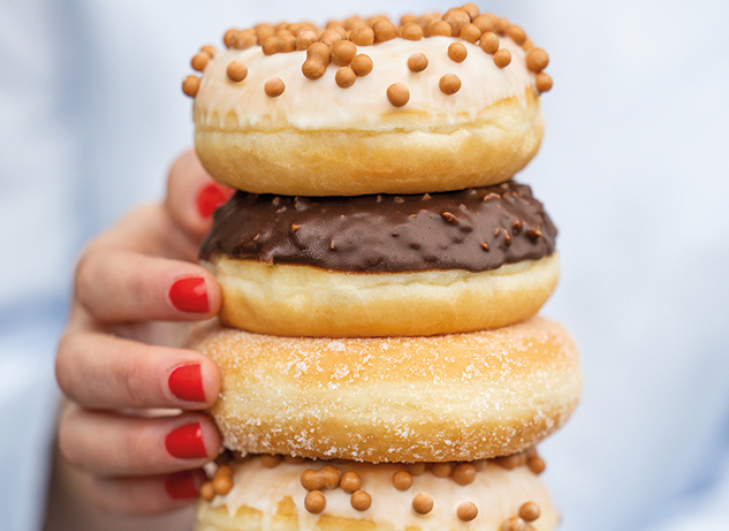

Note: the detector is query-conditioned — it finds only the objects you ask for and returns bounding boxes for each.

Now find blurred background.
[1,1,728,530]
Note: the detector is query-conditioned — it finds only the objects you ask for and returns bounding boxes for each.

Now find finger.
[59,406,220,477]
[88,469,207,514]
[57,331,220,409]
[75,247,221,322]
[165,150,234,244]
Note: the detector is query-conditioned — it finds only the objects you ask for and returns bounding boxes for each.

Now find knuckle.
[120,352,152,407]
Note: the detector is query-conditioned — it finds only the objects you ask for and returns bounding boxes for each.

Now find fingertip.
[167,267,221,319]
[167,354,220,408]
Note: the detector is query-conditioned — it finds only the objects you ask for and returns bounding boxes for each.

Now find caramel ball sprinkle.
[528,456,546,474]
[182,75,200,97]
[191,52,210,72]
[457,502,479,522]
[332,41,357,66]
[448,42,468,63]
[227,61,248,83]
[352,26,375,46]
[519,502,541,522]
[407,53,428,72]
[319,29,342,46]
[232,29,256,50]
[340,471,362,493]
[296,30,318,50]
[461,3,480,19]
[387,83,410,107]
[301,470,321,491]
[412,492,434,515]
[320,465,342,489]
[473,14,495,33]
[279,34,296,53]
[460,23,482,43]
[212,474,233,496]
[350,54,373,76]
[351,490,372,511]
[453,463,477,485]
[392,471,413,491]
[495,453,527,470]
[335,67,356,88]
[495,17,510,35]
[264,77,285,97]
[407,463,427,476]
[507,25,527,45]
[401,22,424,41]
[536,72,553,92]
[493,48,512,68]
[216,464,233,477]
[439,74,462,95]
[526,48,549,72]
[261,455,281,468]
[430,20,453,37]
[373,20,397,42]
[479,31,499,54]
[256,25,275,45]
[443,8,471,36]
[224,28,237,48]
[305,491,326,514]
[432,462,454,477]
[201,481,215,502]
[503,517,527,531]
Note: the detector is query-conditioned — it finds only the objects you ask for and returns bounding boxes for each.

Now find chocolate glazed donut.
[200,182,560,337]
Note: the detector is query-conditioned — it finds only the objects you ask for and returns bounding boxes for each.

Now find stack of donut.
[183,6,582,531]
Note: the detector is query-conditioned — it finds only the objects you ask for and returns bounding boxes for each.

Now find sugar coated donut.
[200,182,558,337]
[196,454,559,531]
[190,316,582,463]
[185,13,552,196]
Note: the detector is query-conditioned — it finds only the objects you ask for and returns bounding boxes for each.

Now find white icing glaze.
[194,36,537,131]
[209,457,558,531]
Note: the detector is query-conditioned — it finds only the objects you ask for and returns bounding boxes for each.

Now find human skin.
[54,151,232,516]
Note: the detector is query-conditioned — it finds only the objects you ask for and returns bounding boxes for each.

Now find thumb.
[164,150,235,244]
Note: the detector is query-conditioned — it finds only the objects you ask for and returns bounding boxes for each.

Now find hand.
[55,151,233,514]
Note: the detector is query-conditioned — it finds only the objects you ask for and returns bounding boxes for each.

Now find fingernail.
[169,365,206,402]
[165,470,199,499]
[169,277,209,313]
[166,423,207,459]
[197,182,234,218]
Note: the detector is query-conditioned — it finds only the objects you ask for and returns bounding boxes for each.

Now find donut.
[189,316,582,463]
[184,14,552,196]
[196,454,559,531]
[200,182,559,337]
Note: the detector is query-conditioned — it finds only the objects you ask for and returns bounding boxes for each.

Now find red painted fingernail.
[169,277,209,313]
[169,365,206,402]
[197,182,234,218]
[165,470,199,499]
[166,423,207,459]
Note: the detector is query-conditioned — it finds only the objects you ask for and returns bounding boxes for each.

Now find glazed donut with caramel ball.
[195,454,559,531]
[184,14,552,196]
[200,182,558,337]
[189,316,582,463]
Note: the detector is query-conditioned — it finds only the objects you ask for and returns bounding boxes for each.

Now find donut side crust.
[190,316,582,463]
[209,254,559,337]
[195,91,543,196]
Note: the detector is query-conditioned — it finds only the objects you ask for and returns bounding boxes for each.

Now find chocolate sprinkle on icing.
[199,182,557,273]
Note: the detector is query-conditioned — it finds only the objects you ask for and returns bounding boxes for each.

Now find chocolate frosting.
[199,182,557,273]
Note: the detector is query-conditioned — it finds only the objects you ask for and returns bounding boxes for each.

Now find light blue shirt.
[1,1,728,530]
